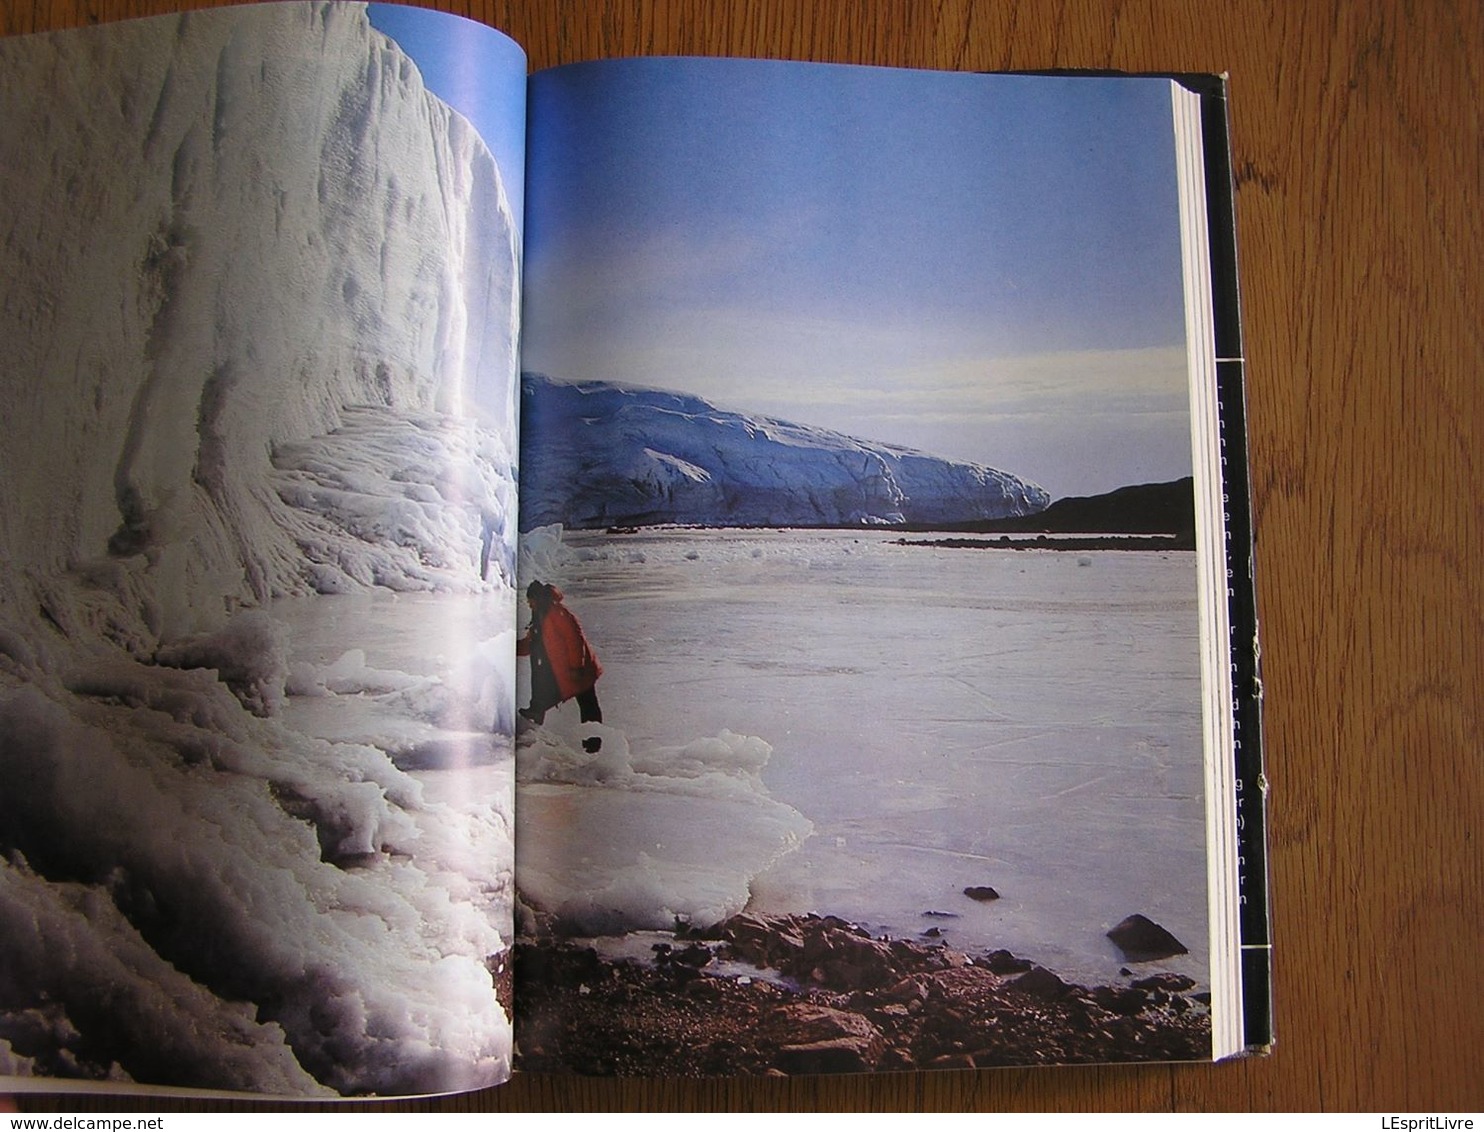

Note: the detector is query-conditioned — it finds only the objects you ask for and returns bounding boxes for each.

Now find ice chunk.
[516,727,812,935]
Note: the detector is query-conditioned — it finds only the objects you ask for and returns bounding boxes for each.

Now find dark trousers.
[523,686,601,726]
[574,687,602,725]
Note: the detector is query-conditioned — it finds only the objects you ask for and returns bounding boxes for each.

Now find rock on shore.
[515,912,1211,1076]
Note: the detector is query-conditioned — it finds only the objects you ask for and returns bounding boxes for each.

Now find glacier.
[519,372,1051,531]
[0,1,520,629]
[0,2,520,1097]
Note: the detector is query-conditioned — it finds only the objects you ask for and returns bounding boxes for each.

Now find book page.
[0,2,525,1098]
[515,58,1231,1073]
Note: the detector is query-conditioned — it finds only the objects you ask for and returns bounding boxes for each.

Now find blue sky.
[353,22,1200,498]
[521,60,1199,498]
[367,4,527,225]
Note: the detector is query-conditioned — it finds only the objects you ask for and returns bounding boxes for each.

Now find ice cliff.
[0,1,520,640]
[519,373,1050,530]
[0,3,520,1096]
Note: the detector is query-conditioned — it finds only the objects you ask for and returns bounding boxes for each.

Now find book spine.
[1198,75,1274,1055]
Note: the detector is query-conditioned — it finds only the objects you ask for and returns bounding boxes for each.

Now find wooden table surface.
[2,0,1479,1114]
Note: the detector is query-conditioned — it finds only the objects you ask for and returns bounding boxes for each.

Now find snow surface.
[519,373,1051,530]
[0,2,520,1097]
[516,526,1210,989]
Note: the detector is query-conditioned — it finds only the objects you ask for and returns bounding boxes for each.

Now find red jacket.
[516,594,602,701]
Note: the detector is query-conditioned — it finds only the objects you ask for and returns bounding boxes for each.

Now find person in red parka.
[516,580,604,752]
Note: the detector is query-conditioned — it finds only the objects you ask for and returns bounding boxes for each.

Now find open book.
[0,0,1270,1099]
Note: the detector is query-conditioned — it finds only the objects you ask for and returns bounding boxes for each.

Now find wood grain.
[3,0,1480,1113]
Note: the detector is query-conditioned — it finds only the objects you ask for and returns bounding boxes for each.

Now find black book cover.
[1189,74,1274,1055]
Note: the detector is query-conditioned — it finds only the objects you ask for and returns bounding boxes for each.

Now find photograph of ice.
[513,59,1216,1071]
[0,2,524,1096]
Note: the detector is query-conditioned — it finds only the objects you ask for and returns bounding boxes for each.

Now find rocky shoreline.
[514,912,1211,1076]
